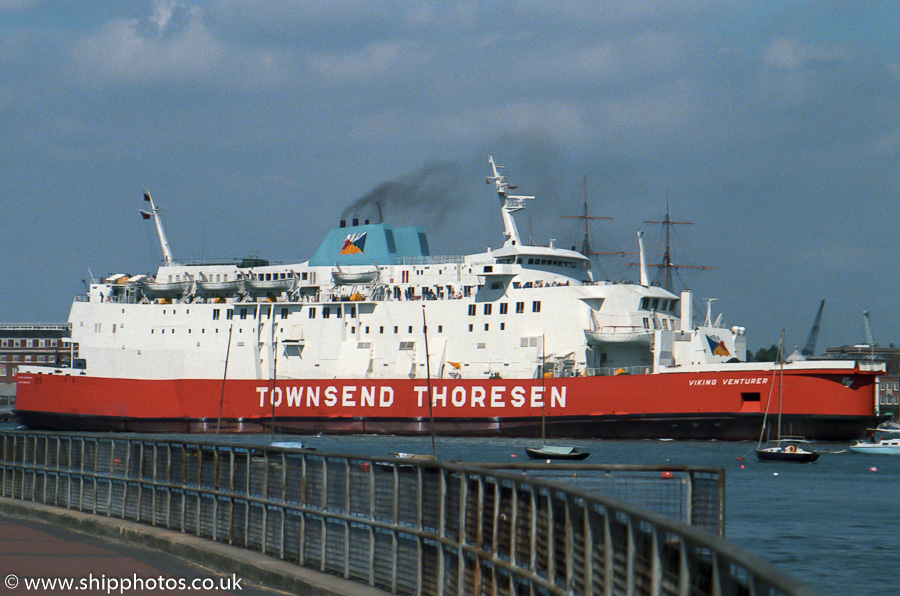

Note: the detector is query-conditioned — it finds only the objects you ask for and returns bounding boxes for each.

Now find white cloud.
[149,0,177,31]
[305,42,406,84]
[0,0,38,11]
[762,37,847,70]
[71,4,221,84]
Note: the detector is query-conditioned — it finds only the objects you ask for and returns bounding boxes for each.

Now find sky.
[1,1,899,355]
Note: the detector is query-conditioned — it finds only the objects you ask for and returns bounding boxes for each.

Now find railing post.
[457,471,468,596]
[343,458,350,579]
[298,453,307,566]
[437,466,446,596]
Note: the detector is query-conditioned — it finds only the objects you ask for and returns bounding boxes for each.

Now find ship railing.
[586,365,652,377]
[0,431,814,596]
[395,255,466,266]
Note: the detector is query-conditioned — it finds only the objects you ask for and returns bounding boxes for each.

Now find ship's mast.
[140,192,175,266]
[642,193,710,291]
[561,177,613,257]
[487,155,533,247]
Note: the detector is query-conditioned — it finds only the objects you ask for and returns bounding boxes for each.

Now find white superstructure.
[68,157,747,385]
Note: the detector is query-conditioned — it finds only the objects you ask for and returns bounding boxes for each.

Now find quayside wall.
[0,431,813,596]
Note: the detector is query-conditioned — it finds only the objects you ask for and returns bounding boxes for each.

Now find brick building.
[0,324,72,402]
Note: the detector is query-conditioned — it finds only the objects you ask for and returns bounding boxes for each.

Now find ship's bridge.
[488,243,593,285]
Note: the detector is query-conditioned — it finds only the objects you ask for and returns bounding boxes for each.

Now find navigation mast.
[561,176,613,257]
[140,192,176,266]
[642,193,711,292]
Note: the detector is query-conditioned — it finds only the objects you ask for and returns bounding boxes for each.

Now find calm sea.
[191,433,895,595]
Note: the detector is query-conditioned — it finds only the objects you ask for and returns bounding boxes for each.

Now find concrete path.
[0,498,388,596]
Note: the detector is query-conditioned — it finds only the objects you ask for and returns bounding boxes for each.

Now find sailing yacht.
[755,332,820,463]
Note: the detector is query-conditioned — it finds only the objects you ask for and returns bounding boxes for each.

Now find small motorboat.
[525,445,590,461]
[849,438,900,455]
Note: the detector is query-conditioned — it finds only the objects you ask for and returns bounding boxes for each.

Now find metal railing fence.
[0,431,812,596]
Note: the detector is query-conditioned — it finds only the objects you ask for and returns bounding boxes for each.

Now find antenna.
[140,192,175,266]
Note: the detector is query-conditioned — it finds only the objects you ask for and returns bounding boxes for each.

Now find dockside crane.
[801,300,825,357]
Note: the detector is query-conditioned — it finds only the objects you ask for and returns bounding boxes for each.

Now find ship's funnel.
[680,290,693,332]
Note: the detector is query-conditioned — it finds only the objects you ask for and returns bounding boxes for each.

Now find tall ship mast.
[643,195,712,292]
[15,156,884,440]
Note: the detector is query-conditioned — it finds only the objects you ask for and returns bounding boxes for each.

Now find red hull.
[13,366,881,440]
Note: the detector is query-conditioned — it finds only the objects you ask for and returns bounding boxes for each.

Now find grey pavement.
[0,498,388,596]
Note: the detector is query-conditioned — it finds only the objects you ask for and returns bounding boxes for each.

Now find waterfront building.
[0,324,71,402]
[825,344,900,419]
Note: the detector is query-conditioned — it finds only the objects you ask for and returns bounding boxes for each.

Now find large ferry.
[15,157,884,440]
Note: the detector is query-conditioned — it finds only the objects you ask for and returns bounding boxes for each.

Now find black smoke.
[341,161,469,228]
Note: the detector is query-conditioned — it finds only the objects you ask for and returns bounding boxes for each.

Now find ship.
[14,157,884,440]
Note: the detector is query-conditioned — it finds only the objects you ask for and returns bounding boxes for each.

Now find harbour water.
[8,428,894,594]
[189,433,891,595]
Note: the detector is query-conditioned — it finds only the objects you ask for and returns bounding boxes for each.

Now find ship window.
[227,310,234,320]
[468,305,476,316]
[532,301,541,313]
[500,322,505,330]
[491,283,501,289]
[468,324,473,332]
[213,309,220,320]
[643,318,650,329]
[399,341,415,351]
[484,304,492,315]
[280,308,288,319]
[348,306,355,317]
[394,326,398,333]
[484,323,489,331]
[516,302,524,313]
[438,325,443,333]
[240,308,248,320]
[380,326,384,334]
[408,326,413,333]
[309,308,316,319]
[500,303,508,315]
